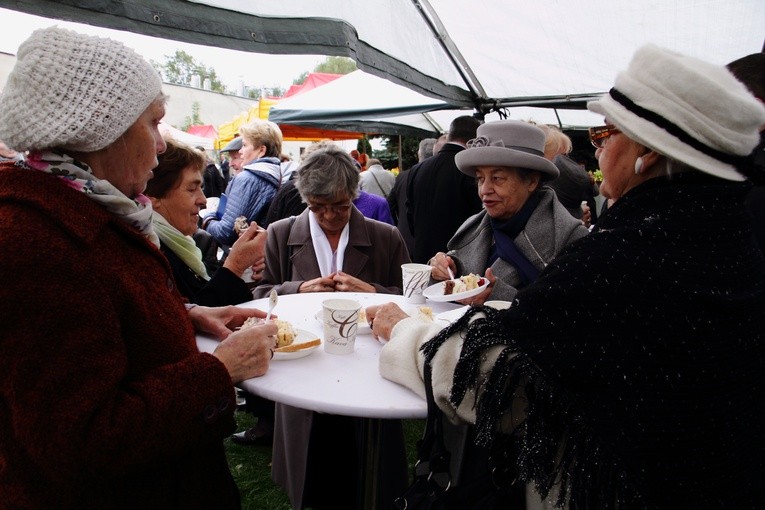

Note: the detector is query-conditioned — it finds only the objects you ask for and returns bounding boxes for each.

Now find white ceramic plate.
[273,329,321,361]
[422,278,490,303]
[314,310,371,334]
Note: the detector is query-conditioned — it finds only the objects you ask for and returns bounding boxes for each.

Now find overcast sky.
[0,7,327,92]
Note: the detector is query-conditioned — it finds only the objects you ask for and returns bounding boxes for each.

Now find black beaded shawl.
[424,172,765,509]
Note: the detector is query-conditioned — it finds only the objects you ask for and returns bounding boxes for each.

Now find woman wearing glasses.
[252,144,410,510]
[427,119,590,305]
[371,44,765,508]
[254,144,409,297]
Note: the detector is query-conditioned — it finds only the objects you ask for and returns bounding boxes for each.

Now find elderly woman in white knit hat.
[427,119,590,305]
[0,27,277,509]
[369,44,765,509]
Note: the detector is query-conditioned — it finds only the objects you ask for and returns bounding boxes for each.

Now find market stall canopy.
[268,69,604,137]
[2,0,761,115]
[269,69,455,137]
[186,124,217,139]
[284,72,342,98]
[216,98,361,149]
[159,122,214,151]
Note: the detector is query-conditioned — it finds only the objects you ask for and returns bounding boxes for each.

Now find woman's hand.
[299,275,337,293]
[581,203,592,228]
[429,252,456,281]
[249,257,266,282]
[333,271,375,293]
[188,304,269,340]
[456,268,496,306]
[366,303,410,342]
[212,320,277,382]
[223,224,267,278]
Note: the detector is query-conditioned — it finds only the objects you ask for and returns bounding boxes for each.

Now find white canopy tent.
[1,0,762,118]
[159,122,215,151]
[268,70,604,137]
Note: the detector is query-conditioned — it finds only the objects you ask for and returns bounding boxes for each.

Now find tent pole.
[554,109,563,129]
[398,135,403,169]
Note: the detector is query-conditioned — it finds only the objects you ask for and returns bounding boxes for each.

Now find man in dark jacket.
[389,137,436,256]
[197,145,227,198]
[406,116,482,263]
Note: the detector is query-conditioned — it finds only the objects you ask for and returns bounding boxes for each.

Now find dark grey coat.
[445,187,589,302]
[254,205,409,298]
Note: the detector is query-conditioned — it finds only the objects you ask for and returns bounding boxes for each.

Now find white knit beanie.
[588,44,765,181]
[0,26,162,153]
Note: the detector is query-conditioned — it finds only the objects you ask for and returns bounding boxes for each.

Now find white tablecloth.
[196,292,462,419]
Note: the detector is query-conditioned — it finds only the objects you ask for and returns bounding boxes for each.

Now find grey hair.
[296,145,360,203]
[418,138,437,160]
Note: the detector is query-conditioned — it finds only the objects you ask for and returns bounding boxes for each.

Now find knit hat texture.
[588,44,765,181]
[0,26,162,152]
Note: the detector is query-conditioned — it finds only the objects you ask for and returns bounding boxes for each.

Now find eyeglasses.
[588,125,621,149]
[307,202,352,214]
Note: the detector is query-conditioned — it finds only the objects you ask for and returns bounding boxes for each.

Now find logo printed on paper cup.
[328,309,359,339]
[322,298,362,354]
[401,263,432,304]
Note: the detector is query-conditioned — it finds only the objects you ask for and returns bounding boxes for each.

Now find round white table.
[196,291,462,509]
[196,292,461,419]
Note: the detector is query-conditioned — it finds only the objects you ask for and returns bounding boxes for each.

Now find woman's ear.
[640,149,662,170]
[528,172,542,192]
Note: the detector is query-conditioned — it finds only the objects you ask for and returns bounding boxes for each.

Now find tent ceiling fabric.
[2,0,763,113]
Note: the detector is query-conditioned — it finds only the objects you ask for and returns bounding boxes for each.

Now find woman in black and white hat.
[370,44,765,508]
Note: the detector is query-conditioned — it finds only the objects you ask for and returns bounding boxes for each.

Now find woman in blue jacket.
[202,119,283,246]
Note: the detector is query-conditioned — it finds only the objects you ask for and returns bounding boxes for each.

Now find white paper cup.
[321,298,362,355]
[402,263,432,304]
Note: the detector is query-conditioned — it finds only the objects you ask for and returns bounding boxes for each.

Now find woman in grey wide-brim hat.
[0,26,276,509]
[372,44,765,509]
[428,119,589,304]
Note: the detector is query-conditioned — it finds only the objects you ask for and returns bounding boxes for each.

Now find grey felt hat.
[455,120,559,181]
[220,137,242,152]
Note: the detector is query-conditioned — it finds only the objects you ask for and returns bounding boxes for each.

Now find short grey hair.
[296,145,360,203]
[418,138,437,160]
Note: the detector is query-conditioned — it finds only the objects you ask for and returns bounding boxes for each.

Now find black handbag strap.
[417,361,452,490]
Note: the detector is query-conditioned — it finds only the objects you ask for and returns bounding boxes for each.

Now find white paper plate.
[422,278,489,303]
[434,301,512,324]
[434,305,470,324]
[314,310,371,334]
[273,329,321,361]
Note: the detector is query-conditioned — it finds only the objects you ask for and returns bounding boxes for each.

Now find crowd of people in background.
[1,24,764,510]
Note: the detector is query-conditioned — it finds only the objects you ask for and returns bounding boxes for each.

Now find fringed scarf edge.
[421,305,644,509]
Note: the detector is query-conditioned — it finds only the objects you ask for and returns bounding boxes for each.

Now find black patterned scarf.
[423,172,765,509]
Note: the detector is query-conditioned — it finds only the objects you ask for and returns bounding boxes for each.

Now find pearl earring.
[634,157,644,175]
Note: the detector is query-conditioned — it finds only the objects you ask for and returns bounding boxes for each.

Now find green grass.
[225,411,425,509]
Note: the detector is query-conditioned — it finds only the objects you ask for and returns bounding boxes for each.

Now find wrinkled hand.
[333,271,375,293]
[249,257,266,282]
[299,275,337,293]
[581,204,592,228]
[366,303,410,342]
[456,268,496,306]
[224,224,267,278]
[213,320,277,382]
[188,305,269,340]
[429,252,456,282]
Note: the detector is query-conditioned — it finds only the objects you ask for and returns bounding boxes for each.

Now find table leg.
[360,418,381,509]
[359,418,408,509]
